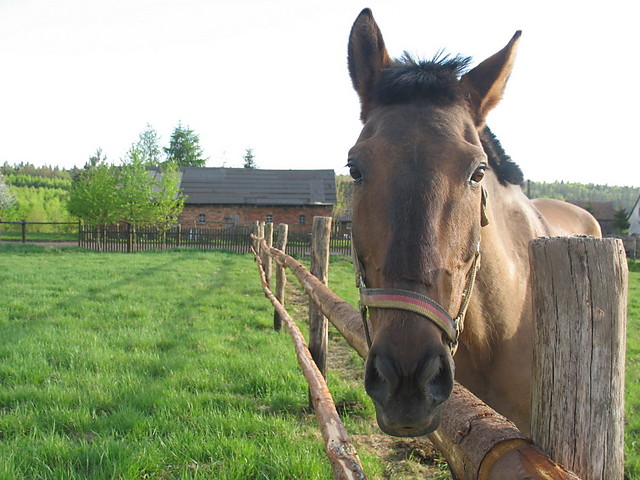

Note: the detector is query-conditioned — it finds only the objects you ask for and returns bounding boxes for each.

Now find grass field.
[625,259,640,479]
[0,245,393,479]
[0,244,637,479]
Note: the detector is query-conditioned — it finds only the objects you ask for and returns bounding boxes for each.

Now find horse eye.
[347,161,363,183]
[470,166,486,185]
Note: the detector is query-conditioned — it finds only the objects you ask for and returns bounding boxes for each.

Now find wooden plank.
[529,237,627,480]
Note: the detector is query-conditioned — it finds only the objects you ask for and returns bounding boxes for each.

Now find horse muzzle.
[364,336,454,437]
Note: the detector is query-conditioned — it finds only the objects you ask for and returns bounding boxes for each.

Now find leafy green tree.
[67,156,121,226]
[127,125,163,166]
[151,161,185,231]
[118,156,156,227]
[164,122,207,167]
[243,148,257,169]
[0,173,16,211]
[613,207,630,234]
[68,149,184,231]
[333,175,353,220]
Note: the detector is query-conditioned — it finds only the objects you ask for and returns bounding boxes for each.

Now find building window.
[266,214,273,223]
[299,215,306,225]
[198,214,206,223]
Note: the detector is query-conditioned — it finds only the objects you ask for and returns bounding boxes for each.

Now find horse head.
[347,8,521,436]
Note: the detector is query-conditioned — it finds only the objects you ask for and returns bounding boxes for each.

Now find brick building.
[177,167,336,232]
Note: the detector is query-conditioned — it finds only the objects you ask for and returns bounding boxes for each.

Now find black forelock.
[480,127,524,186]
[372,52,472,106]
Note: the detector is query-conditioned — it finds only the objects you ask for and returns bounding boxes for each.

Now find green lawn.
[626,259,640,479]
[0,245,383,479]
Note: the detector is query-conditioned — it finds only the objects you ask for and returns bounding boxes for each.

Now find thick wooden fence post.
[273,223,288,331]
[529,236,627,480]
[309,217,332,382]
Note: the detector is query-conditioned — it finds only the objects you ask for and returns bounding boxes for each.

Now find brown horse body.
[347,9,600,437]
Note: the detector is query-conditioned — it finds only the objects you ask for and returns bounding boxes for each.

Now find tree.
[243,148,257,169]
[164,122,208,167]
[151,161,185,231]
[612,207,630,234]
[67,149,185,231]
[0,173,16,212]
[333,175,353,220]
[118,157,184,230]
[127,125,163,166]
[67,153,122,226]
[118,155,157,227]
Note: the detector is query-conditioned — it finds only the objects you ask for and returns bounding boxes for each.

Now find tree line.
[333,175,640,234]
[0,123,207,229]
[66,122,203,229]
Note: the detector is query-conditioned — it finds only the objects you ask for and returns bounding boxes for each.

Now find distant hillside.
[334,176,640,219]
[5,174,71,190]
[525,181,640,213]
[1,163,74,224]
[0,162,72,180]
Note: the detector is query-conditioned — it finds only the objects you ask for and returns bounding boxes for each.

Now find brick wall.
[179,204,334,232]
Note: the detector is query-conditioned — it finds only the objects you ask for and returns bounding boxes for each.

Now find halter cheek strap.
[354,186,488,355]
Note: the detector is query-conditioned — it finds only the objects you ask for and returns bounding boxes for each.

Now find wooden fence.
[0,220,80,243]
[78,225,253,253]
[248,218,633,479]
[77,223,352,255]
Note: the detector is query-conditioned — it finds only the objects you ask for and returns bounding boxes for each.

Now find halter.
[353,186,489,355]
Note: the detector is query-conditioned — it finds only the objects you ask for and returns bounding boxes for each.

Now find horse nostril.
[419,354,453,404]
[365,353,400,399]
[416,354,443,386]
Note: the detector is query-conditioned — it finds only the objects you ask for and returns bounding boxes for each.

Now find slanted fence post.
[309,217,332,384]
[273,223,288,331]
[251,221,260,253]
[529,236,627,480]
[263,222,274,286]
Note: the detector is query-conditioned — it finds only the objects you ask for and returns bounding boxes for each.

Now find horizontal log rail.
[251,232,580,480]
[250,245,367,480]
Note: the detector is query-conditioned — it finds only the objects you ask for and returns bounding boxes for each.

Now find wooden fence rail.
[250,218,582,480]
[0,220,80,243]
[250,243,367,480]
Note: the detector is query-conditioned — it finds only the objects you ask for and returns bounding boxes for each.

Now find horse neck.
[463,180,544,355]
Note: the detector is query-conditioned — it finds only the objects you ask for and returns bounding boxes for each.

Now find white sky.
[0,0,638,186]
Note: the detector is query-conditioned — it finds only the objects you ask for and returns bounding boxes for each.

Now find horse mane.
[480,127,524,186]
[372,53,525,186]
[373,52,472,106]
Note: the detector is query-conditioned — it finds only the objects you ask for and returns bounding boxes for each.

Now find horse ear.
[348,8,393,121]
[461,31,521,126]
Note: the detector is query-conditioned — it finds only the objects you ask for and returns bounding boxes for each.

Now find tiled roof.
[179,167,336,206]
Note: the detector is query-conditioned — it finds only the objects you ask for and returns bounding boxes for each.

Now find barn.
[176,167,336,232]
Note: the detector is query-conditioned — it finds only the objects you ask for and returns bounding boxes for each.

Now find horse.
[347,9,601,437]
